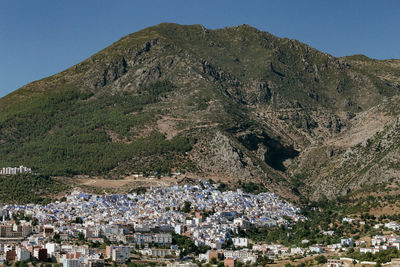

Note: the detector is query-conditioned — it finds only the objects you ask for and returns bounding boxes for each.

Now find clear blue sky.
[1,0,399,97]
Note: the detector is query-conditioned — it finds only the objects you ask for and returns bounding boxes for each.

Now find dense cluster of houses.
[2,180,400,266]
[0,180,304,265]
[359,234,400,254]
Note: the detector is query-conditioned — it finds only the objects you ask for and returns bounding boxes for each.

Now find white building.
[233,218,250,229]
[385,222,400,231]
[327,259,342,267]
[360,247,383,254]
[224,250,257,264]
[175,225,184,235]
[340,238,354,247]
[16,247,30,261]
[310,246,324,253]
[232,237,248,248]
[323,231,334,236]
[63,259,79,267]
[111,246,130,263]
[167,263,198,267]
[371,236,387,246]
[45,243,59,256]
[0,166,32,175]
[342,217,355,223]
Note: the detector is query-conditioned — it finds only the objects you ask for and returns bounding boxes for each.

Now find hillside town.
[0,180,400,266]
[0,180,398,266]
[0,180,304,265]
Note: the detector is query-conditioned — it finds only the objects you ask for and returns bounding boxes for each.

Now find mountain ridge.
[2,23,400,202]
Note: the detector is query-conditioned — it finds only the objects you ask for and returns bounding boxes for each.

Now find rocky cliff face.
[1,23,400,202]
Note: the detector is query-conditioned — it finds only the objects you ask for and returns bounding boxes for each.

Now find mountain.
[1,23,400,202]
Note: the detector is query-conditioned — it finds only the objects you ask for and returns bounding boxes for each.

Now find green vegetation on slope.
[347,248,400,264]
[0,174,67,204]
[0,81,194,176]
[172,233,210,257]
[237,190,400,248]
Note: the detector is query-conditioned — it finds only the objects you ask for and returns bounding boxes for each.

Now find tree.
[78,232,85,241]
[257,256,274,265]
[315,255,327,264]
[15,262,29,267]
[222,238,233,249]
[183,201,192,213]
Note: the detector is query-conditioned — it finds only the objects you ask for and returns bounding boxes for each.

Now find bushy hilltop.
[1,23,400,202]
